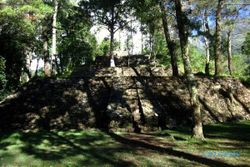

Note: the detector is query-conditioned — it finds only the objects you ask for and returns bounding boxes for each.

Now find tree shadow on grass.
[0,131,136,167]
[106,132,242,167]
[203,122,250,141]
[155,121,250,142]
[1,127,249,167]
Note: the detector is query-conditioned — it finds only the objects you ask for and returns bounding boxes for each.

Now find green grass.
[0,121,250,167]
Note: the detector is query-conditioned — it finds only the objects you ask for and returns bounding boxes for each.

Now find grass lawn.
[0,121,249,167]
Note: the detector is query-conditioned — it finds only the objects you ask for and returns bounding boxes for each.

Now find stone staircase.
[71,54,172,78]
[94,54,156,67]
[69,55,250,132]
[69,55,189,132]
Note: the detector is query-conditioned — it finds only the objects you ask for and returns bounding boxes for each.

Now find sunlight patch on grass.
[0,121,249,166]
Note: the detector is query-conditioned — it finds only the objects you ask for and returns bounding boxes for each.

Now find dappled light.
[0,0,249,166]
[0,121,250,166]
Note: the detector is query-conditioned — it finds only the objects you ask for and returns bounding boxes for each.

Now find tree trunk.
[159,0,179,76]
[119,30,121,50]
[51,0,58,74]
[126,33,130,66]
[175,0,204,140]
[227,31,232,75]
[42,20,51,77]
[35,58,40,77]
[214,0,225,76]
[24,50,32,80]
[149,33,153,59]
[204,11,210,75]
[141,22,144,54]
[110,29,114,58]
[151,33,156,67]
[43,37,51,77]
[110,28,115,67]
[204,37,210,75]
[131,20,134,56]
[109,5,116,67]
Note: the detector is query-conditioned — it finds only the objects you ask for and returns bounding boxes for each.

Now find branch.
[114,18,137,33]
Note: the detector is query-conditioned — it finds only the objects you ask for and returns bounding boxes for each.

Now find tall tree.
[194,0,217,75]
[223,2,246,75]
[203,9,212,75]
[42,20,51,77]
[214,0,225,76]
[159,0,179,76]
[174,0,204,139]
[57,0,96,74]
[0,0,52,86]
[81,0,131,67]
[51,0,58,74]
[131,0,179,76]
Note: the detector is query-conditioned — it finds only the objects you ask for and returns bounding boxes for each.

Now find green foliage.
[242,32,250,56]
[80,0,130,32]
[189,45,206,73]
[96,38,120,57]
[0,0,52,89]
[80,0,131,56]
[231,54,249,77]
[0,6,33,88]
[130,0,161,33]
[154,31,171,67]
[97,38,111,56]
[154,31,168,56]
[0,0,248,86]
[58,28,97,74]
[48,0,97,76]
[0,0,97,80]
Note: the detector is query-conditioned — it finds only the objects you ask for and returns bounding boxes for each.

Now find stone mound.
[0,75,249,132]
[0,55,249,132]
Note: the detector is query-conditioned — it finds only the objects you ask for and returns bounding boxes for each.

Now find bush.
[97,38,120,57]
[231,54,249,77]
[189,45,205,73]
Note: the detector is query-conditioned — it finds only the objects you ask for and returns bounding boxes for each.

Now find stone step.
[71,66,171,78]
[95,54,159,68]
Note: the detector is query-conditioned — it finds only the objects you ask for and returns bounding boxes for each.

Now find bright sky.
[90,20,143,55]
